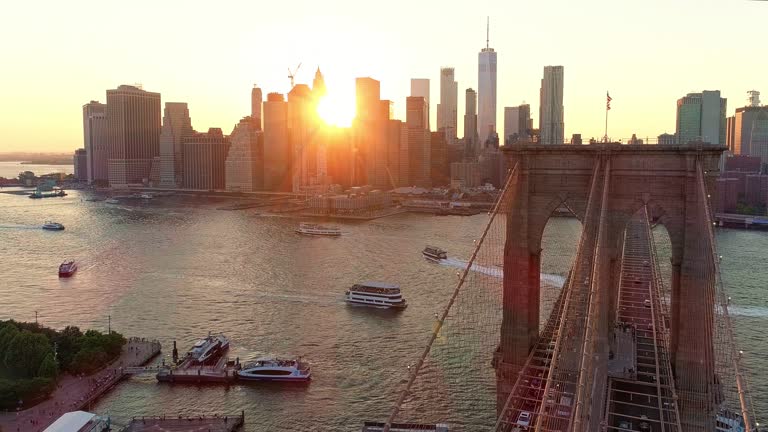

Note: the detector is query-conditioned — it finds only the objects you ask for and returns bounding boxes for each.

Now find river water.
[0,189,764,430]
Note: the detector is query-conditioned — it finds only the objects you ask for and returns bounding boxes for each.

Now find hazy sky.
[0,0,766,152]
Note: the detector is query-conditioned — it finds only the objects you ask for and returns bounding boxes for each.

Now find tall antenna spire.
[486,16,490,49]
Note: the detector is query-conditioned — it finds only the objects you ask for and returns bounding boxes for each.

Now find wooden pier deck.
[122,412,244,431]
[155,355,239,384]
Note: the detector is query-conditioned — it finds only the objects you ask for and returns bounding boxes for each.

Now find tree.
[0,324,19,357]
[37,353,58,379]
[3,331,52,379]
[53,326,82,371]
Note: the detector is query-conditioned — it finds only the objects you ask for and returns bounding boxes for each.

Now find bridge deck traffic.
[605,214,680,432]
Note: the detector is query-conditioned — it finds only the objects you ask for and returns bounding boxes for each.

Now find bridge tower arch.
[497,144,724,431]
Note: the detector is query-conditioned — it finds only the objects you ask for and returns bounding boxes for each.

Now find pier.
[122,412,244,432]
[155,355,240,384]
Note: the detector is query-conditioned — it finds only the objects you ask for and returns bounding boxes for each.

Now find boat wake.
[253,291,341,306]
[440,257,566,287]
[727,305,768,318]
[0,224,41,230]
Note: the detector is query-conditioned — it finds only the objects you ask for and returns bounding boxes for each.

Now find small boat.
[29,190,67,199]
[345,281,407,309]
[187,333,230,364]
[42,221,65,230]
[105,198,120,204]
[58,260,77,277]
[295,222,341,236]
[237,356,311,382]
[422,246,447,261]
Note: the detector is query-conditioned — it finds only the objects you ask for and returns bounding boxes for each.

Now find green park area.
[0,320,125,409]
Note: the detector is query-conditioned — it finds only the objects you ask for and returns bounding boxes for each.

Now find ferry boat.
[345,281,407,309]
[237,356,311,382]
[105,198,120,204]
[187,333,230,364]
[295,222,342,236]
[42,221,65,230]
[58,260,77,277]
[422,246,447,261]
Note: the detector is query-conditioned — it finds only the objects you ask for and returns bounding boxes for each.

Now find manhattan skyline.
[1,0,766,152]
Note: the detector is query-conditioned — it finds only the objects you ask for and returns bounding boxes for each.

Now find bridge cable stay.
[695,159,758,431]
[381,162,521,432]
[493,159,606,432]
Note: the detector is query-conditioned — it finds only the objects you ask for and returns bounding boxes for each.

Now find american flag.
[607,92,612,110]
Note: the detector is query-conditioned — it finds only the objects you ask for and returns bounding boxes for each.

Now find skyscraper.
[251,85,263,130]
[263,93,290,191]
[105,85,162,185]
[159,102,194,188]
[225,116,264,192]
[386,118,405,187]
[82,101,108,183]
[406,96,431,187]
[732,106,768,164]
[430,131,449,186]
[182,128,230,190]
[287,84,317,192]
[312,67,327,98]
[437,68,458,145]
[354,77,388,187]
[73,149,87,182]
[675,91,727,145]
[463,88,478,157]
[477,19,497,145]
[410,79,430,131]
[504,104,532,144]
[539,66,564,145]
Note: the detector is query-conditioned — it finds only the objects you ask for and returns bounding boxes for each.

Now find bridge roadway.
[496,211,680,432]
[604,212,680,431]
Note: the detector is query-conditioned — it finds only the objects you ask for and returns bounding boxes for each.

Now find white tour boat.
[295,222,342,236]
[422,246,447,261]
[187,333,230,364]
[105,198,120,204]
[237,357,311,382]
[345,281,407,309]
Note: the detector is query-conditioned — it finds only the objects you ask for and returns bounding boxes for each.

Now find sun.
[317,94,355,127]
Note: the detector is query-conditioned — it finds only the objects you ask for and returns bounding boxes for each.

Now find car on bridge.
[618,420,634,430]
[516,411,532,429]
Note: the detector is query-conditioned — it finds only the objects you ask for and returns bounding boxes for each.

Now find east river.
[0,186,764,431]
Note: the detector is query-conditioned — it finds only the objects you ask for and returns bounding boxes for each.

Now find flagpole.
[604,91,610,143]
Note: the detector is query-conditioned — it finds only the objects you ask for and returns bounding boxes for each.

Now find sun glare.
[317,95,355,127]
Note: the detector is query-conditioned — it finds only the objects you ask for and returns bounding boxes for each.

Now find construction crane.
[288,63,302,89]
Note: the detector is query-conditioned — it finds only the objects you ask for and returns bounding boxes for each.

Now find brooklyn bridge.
[376,144,760,432]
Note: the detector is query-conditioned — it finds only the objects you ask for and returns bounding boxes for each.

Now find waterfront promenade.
[0,338,160,432]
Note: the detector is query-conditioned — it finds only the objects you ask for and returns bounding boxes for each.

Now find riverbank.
[0,339,160,432]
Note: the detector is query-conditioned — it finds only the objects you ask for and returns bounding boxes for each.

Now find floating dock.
[122,412,244,432]
[156,355,240,384]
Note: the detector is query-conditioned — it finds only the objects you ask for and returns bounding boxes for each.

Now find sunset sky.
[0,0,766,152]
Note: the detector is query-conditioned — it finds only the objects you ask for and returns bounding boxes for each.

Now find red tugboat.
[58,260,77,277]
